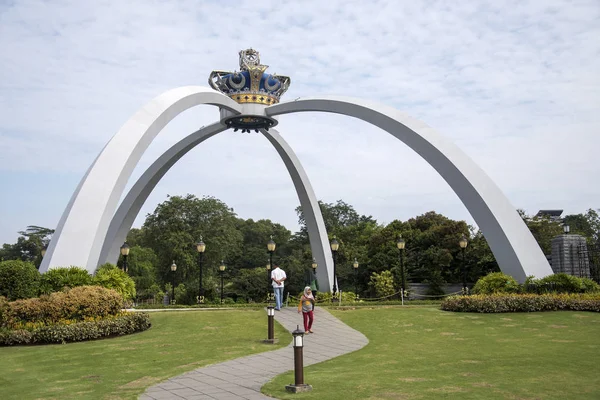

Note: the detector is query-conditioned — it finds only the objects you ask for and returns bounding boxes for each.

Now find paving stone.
[140,307,368,399]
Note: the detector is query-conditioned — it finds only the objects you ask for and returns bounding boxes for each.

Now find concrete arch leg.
[40,87,241,273]
[267,97,553,282]
[98,125,335,291]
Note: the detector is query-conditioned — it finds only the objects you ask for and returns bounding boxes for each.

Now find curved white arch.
[99,122,228,266]
[40,87,242,273]
[260,128,334,291]
[266,97,554,282]
[98,125,335,291]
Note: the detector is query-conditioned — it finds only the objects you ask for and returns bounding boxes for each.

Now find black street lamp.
[330,236,339,301]
[120,242,130,273]
[396,236,406,304]
[267,236,276,302]
[353,257,359,300]
[219,261,226,304]
[563,224,570,234]
[196,236,206,304]
[459,235,468,295]
[311,258,318,298]
[266,258,272,288]
[170,261,177,304]
[267,235,276,270]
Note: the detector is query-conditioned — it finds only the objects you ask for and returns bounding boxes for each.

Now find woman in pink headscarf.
[297,286,315,333]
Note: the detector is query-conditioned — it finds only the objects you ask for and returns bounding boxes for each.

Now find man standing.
[271,264,286,310]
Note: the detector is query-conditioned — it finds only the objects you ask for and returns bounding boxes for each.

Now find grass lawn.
[263,307,600,399]
[0,309,289,400]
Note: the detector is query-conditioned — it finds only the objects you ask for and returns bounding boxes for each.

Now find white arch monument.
[40,49,554,287]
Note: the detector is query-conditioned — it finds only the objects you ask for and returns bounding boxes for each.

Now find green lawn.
[263,307,600,399]
[0,310,289,400]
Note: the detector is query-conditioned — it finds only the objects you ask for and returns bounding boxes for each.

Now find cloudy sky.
[0,0,599,245]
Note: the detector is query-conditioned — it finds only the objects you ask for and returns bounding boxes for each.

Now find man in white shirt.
[271,264,287,310]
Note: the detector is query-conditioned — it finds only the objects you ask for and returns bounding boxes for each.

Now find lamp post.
[267,235,276,271]
[196,237,206,304]
[459,235,468,295]
[219,261,226,304]
[330,236,339,302]
[267,236,276,303]
[285,325,312,393]
[353,257,359,301]
[170,261,177,304]
[120,242,130,273]
[263,305,277,344]
[563,224,570,234]
[396,236,406,305]
[311,258,318,298]
[266,258,274,303]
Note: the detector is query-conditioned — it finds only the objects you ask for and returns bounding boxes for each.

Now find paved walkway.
[140,307,368,399]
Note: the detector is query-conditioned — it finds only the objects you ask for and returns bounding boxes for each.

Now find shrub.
[580,278,600,293]
[0,312,151,345]
[524,274,600,294]
[1,286,123,328]
[368,270,396,298]
[315,291,358,303]
[472,272,520,295]
[93,264,136,300]
[39,266,92,294]
[0,260,40,300]
[440,293,600,313]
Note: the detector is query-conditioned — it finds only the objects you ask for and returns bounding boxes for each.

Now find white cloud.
[0,0,599,244]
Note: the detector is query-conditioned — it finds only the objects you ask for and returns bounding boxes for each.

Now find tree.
[0,225,54,268]
[518,210,562,255]
[139,194,243,301]
[121,246,158,299]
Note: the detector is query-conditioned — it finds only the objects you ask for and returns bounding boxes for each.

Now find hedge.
[1,286,123,328]
[0,312,151,346]
[441,293,600,313]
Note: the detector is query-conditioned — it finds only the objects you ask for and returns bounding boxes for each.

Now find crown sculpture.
[209,49,290,132]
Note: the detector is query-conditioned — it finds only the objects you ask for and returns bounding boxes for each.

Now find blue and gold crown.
[209,49,290,105]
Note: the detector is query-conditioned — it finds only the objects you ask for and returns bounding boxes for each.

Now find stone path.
[140,307,368,399]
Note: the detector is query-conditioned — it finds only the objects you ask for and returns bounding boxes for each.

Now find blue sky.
[1,0,599,245]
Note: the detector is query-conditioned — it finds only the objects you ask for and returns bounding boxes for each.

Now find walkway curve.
[140,307,368,399]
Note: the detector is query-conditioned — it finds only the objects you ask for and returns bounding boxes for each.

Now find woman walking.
[298,286,315,333]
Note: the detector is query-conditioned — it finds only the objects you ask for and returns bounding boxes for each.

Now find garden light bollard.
[262,305,278,344]
[285,325,312,393]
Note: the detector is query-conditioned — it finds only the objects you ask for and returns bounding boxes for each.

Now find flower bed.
[440,293,600,313]
[0,286,151,346]
[0,312,151,346]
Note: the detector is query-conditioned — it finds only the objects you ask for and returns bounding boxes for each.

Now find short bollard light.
[285,325,312,393]
[262,305,278,344]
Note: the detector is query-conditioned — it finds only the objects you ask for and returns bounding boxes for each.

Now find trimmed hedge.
[441,293,600,313]
[0,260,40,300]
[0,312,151,345]
[1,286,123,327]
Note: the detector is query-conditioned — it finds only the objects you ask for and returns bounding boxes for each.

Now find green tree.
[120,246,158,299]
[518,209,563,255]
[140,194,243,299]
[0,225,54,268]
